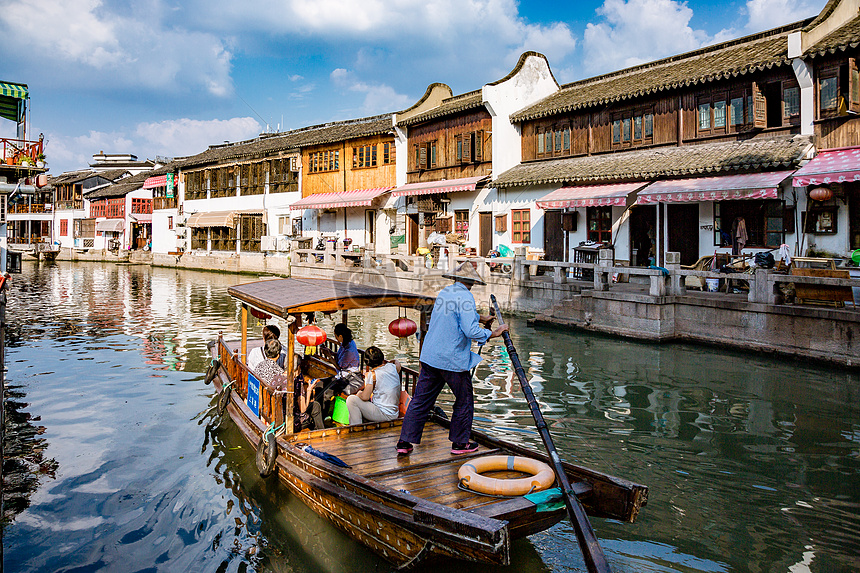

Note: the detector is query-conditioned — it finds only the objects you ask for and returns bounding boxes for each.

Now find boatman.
[396,262,508,456]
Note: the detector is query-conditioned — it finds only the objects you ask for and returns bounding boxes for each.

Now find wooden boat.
[207,277,647,568]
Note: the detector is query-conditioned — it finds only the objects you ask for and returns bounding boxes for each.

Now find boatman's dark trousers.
[400,362,473,445]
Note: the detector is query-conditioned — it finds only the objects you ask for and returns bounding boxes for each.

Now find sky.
[0,0,829,175]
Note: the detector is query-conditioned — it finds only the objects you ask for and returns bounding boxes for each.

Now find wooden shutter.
[474,131,483,161]
[419,145,427,169]
[495,214,507,232]
[849,57,860,114]
[462,133,471,163]
[752,82,767,128]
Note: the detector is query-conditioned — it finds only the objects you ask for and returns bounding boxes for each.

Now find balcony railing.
[9,203,51,214]
[153,197,177,210]
[0,136,45,167]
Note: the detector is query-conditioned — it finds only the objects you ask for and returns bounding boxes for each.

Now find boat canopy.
[227,278,435,317]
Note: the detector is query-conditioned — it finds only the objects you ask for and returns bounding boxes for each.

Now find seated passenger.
[247,325,286,370]
[345,346,401,425]
[334,323,360,372]
[253,339,284,384]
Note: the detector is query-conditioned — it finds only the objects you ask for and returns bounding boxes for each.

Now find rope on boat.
[264,421,285,439]
[457,479,536,498]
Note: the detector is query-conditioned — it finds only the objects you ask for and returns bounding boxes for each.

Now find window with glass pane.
[622,118,631,141]
[537,130,545,153]
[644,114,653,138]
[633,116,642,140]
[563,126,571,151]
[612,120,621,144]
[784,87,799,117]
[586,207,612,243]
[820,76,838,110]
[511,209,530,243]
[730,97,744,126]
[544,132,551,155]
[746,95,754,124]
[698,103,711,129]
[554,130,562,152]
[714,100,726,128]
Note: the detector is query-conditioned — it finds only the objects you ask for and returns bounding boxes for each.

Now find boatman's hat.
[442,261,486,286]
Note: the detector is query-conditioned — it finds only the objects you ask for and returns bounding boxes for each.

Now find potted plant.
[36,153,46,168]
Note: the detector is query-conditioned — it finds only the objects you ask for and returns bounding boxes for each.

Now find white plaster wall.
[482,54,559,178]
[493,186,548,253]
[152,210,178,254]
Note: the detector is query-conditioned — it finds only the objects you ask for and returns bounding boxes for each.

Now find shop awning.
[186,211,237,228]
[95,219,124,232]
[792,147,860,186]
[290,187,391,210]
[392,176,487,197]
[536,182,648,209]
[636,171,794,203]
[0,82,27,122]
[143,175,167,189]
[131,213,152,223]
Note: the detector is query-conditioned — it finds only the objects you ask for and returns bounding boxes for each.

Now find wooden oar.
[490,294,612,573]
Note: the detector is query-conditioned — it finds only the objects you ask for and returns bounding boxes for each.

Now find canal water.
[2,261,859,573]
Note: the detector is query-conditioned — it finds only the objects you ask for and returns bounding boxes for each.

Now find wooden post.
[240,304,248,362]
[285,313,300,435]
[416,306,430,394]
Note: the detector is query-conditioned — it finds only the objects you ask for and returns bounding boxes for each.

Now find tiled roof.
[48,169,128,186]
[86,171,150,199]
[396,91,485,127]
[180,114,393,169]
[804,14,860,57]
[492,135,813,188]
[511,21,808,123]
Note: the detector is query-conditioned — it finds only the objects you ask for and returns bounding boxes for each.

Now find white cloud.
[330,69,412,114]
[134,117,262,158]
[40,117,261,175]
[583,0,709,74]
[0,0,234,96]
[744,0,827,33]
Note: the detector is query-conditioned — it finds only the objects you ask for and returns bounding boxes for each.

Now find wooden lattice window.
[511,209,530,243]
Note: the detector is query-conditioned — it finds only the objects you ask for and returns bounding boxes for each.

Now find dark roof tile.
[492,135,813,188]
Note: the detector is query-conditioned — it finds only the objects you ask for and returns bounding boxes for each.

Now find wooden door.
[630,205,657,266]
[479,212,492,256]
[667,203,699,266]
[407,214,419,254]
[544,210,564,261]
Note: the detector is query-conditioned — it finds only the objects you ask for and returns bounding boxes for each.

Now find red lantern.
[809,186,833,202]
[296,325,327,346]
[388,317,417,338]
[250,307,271,320]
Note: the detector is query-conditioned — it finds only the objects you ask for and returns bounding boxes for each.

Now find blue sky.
[1,0,828,175]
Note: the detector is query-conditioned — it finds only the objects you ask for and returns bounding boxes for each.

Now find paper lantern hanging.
[250,307,272,321]
[808,186,833,202]
[388,316,417,338]
[296,324,326,356]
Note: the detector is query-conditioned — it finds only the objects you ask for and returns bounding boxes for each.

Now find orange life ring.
[458,455,555,496]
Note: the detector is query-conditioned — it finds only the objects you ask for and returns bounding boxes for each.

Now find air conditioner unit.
[289,156,299,172]
[276,235,290,251]
[175,236,186,249]
[261,235,276,251]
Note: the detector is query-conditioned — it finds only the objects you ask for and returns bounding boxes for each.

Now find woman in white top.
[345,346,401,425]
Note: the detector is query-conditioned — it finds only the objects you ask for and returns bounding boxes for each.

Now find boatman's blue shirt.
[420,282,491,373]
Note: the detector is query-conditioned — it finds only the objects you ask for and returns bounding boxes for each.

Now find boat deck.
[294,422,588,528]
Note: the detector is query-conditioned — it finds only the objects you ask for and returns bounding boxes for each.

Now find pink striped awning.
[636,171,793,203]
[792,146,860,186]
[290,188,391,210]
[536,182,647,209]
[143,175,167,189]
[392,176,487,197]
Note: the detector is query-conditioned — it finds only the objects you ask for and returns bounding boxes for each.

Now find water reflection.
[1,261,858,573]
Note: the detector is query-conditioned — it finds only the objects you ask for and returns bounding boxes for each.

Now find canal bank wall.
[290,262,860,369]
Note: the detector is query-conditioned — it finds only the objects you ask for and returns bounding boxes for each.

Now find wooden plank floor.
[299,422,536,513]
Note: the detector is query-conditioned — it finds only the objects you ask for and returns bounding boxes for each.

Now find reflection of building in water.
[2,385,58,523]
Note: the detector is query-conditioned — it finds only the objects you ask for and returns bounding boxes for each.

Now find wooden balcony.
[0,136,45,167]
